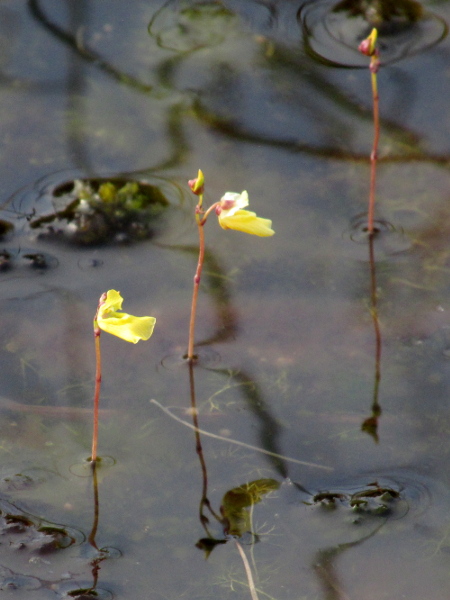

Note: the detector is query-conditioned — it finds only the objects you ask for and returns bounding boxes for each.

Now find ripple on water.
[69,455,117,477]
[148,0,237,52]
[298,0,448,67]
[0,567,42,591]
[160,347,222,370]
[341,213,412,260]
[268,468,445,567]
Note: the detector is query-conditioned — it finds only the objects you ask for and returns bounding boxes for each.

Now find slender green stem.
[187,219,205,362]
[367,57,380,236]
[91,328,102,463]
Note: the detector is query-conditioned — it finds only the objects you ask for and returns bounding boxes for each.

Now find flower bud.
[358,28,378,57]
[188,169,205,196]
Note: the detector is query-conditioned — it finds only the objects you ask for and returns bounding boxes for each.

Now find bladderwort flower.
[90,290,156,463]
[216,191,275,237]
[95,289,156,343]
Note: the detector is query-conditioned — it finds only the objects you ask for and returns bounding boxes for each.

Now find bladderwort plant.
[91,290,156,464]
[186,170,274,362]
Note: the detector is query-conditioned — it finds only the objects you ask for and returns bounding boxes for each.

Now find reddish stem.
[187,218,205,362]
[91,328,102,463]
[367,59,380,235]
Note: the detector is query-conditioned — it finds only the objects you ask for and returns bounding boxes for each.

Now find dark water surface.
[1,0,450,598]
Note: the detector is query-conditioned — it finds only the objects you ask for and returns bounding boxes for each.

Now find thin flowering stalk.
[187,170,206,362]
[91,311,103,464]
[187,172,221,361]
[368,43,380,236]
[187,216,205,362]
[359,28,380,236]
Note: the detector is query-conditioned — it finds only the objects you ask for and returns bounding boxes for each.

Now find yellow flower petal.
[97,290,156,343]
[218,210,275,237]
[101,289,123,313]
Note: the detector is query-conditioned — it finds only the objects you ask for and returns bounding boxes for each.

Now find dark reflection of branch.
[64,1,93,173]
[28,0,197,173]
[217,367,290,479]
[28,0,153,93]
[313,520,385,600]
[192,95,450,165]
[361,234,382,442]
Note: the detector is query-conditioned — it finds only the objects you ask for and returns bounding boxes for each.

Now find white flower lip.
[219,191,249,216]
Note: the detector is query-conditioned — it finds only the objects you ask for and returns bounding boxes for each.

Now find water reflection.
[313,523,384,600]
[2,0,450,598]
[361,234,382,441]
[28,0,153,93]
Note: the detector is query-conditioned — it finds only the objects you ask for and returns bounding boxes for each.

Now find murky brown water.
[1,0,450,598]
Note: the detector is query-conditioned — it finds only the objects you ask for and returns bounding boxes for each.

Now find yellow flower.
[96,290,156,343]
[217,191,275,237]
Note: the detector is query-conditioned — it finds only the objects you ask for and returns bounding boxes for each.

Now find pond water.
[1,0,450,598]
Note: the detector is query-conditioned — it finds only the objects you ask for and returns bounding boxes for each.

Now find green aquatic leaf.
[221,478,280,537]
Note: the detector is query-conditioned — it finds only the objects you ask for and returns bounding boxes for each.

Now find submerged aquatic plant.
[187,170,274,361]
[30,178,168,245]
[358,28,380,236]
[91,290,156,463]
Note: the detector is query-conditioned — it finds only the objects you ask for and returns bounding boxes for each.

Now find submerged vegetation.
[29,178,169,245]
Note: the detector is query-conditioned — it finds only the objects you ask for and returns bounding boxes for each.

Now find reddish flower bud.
[358,38,371,56]
[188,169,205,196]
[358,28,378,57]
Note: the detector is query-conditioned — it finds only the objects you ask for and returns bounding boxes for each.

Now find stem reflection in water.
[361,233,382,442]
[87,462,103,594]
[187,360,223,537]
[313,520,385,600]
[67,462,109,598]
